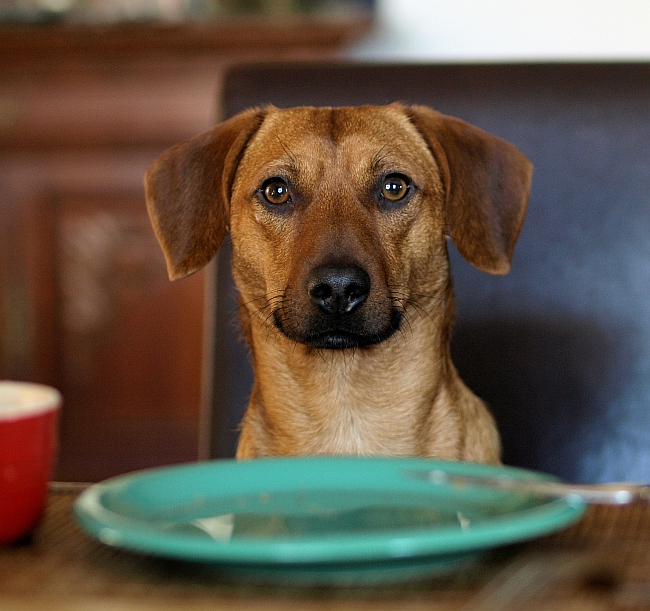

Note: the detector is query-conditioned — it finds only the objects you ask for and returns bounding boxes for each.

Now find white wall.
[350,0,650,61]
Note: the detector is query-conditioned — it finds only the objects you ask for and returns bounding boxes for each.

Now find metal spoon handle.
[404,469,650,505]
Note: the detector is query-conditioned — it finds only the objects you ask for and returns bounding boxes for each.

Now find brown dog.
[145,104,532,463]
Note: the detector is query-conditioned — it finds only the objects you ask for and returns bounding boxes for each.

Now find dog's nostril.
[308,264,370,316]
[344,283,366,311]
[311,283,333,301]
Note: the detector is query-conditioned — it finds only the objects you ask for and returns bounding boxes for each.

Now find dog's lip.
[274,309,402,350]
[305,331,368,350]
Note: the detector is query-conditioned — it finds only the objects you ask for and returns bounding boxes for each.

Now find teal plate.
[74,457,586,585]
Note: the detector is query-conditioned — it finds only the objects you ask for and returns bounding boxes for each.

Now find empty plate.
[74,457,585,584]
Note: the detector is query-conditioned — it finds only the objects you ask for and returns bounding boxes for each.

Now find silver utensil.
[404,468,650,505]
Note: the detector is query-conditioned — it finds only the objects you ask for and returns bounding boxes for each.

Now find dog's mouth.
[273,308,402,350]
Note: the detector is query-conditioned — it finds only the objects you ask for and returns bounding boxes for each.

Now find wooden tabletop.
[1,484,649,610]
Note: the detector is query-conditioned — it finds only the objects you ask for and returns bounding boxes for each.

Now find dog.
[145,104,532,463]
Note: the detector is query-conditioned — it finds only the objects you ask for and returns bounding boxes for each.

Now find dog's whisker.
[386,283,443,301]
[292,338,303,358]
[238,292,282,310]
[342,346,358,373]
[391,293,444,310]
[341,350,348,373]
[391,314,412,345]
[260,311,278,334]
[400,312,414,337]
[350,346,358,363]
[409,292,440,299]
[315,347,330,366]
[245,292,285,317]
[386,286,446,325]
[404,298,434,321]
[251,306,275,329]
[240,294,270,305]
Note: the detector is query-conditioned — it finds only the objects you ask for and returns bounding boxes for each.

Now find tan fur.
[145,104,532,464]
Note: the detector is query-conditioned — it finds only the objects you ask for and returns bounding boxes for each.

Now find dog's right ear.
[145,108,266,280]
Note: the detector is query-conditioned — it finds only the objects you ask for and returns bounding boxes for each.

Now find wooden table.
[1,484,649,610]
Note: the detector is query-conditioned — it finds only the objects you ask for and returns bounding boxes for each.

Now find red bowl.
[0,382,61,544]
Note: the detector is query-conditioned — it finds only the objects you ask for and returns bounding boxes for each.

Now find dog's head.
[145,104,532,350]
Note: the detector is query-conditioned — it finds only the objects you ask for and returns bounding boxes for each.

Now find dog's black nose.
[308,264,370,315]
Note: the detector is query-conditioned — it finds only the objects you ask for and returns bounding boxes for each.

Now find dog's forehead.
[243,105,434,173]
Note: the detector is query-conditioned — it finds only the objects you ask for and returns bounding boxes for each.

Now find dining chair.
[205,61,650,484]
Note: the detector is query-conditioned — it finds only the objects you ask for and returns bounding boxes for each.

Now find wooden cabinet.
[0,20,368,480]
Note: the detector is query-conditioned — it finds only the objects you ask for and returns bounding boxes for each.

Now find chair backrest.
[208,62,650,484]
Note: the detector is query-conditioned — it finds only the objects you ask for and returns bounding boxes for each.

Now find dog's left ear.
[406,105,532,275]
[145,108,266,280]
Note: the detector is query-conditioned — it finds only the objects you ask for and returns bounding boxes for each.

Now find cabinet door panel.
[20,192,204,481]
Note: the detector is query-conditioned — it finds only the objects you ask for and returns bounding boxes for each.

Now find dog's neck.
[238,290,464,458]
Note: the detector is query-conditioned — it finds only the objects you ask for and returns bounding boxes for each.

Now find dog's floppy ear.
[406,105,532,275]
[145,108,266,280]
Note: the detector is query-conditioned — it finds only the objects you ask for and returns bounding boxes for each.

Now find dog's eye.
[262,178,290,205]
[381,174,409,202]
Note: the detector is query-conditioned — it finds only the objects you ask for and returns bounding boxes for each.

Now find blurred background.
[352,0,650,61]
[1,0,649,482]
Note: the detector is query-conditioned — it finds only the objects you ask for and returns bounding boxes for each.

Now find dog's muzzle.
[274,263,401,350]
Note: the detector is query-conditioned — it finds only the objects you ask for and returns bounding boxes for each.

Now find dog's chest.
[252,322,444,457]
[296,370,423,456]
[306,408,418,456]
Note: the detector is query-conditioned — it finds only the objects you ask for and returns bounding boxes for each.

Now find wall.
[351,0,650,61]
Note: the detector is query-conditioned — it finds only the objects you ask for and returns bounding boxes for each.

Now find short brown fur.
[145,104,532,463]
